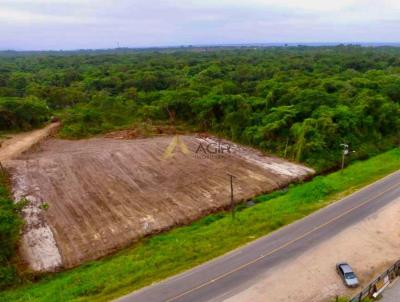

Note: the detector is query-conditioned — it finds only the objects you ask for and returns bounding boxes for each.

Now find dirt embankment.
[5,135,314,272]
[0,123,62,272]
[224,198,400,302]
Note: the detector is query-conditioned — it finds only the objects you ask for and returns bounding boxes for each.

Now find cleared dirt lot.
[5,135,313,271]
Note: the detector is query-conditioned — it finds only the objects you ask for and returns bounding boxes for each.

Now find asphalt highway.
[117,170,400,302]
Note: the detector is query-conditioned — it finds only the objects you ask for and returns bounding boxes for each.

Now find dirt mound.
[104,129,142,139]
[103,124,181,140]
[6,135,314,271]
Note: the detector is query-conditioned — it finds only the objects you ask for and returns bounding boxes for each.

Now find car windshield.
[345,272,356,279]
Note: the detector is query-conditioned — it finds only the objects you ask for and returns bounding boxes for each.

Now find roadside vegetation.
[330,298,348,302]
[0,168,22,290]
[0,148,399,302]
[1,47,400,171]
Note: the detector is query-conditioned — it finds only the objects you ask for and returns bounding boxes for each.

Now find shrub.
[0,171,22,289]
[0,97,50,131]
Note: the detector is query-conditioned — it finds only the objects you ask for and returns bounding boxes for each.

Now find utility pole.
[227,173,236,219]
[340,143,355,173]
[340,144,349,172]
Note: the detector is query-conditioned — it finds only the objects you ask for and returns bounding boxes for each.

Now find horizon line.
[2,41,400,53]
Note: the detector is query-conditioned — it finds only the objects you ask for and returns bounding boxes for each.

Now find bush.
[0,97,50,131]
[0,266,18,289]
[59,95,137,138]
[0,172,22,289]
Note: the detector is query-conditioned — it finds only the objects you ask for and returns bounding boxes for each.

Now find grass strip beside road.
[1,148,400,302]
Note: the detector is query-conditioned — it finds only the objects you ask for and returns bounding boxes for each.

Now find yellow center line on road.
[166,181,400,302]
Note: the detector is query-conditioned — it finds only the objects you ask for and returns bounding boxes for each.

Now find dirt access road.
[5,134,313,272]
[0,123,59,162]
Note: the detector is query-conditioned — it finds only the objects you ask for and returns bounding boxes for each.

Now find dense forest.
[1,46,400,171]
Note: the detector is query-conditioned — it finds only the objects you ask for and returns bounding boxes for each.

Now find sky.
[0,0,400,50]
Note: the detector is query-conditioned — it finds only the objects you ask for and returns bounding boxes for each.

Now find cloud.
[0,0,399,50]
[0,8,89,24]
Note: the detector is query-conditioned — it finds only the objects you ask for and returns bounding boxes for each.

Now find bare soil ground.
[224,197,400,302]
[5,135,313,272]
[0,123,59,162]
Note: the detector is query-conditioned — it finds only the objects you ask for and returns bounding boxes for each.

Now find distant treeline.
[0,46,400,170]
